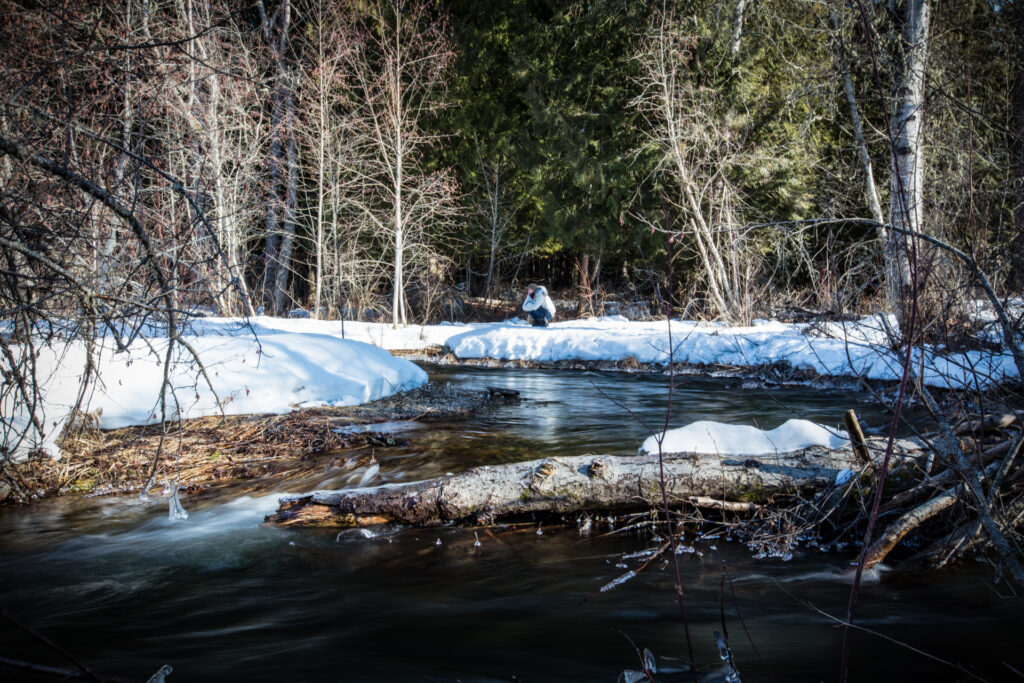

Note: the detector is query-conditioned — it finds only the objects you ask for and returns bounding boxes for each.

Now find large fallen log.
[266,436,926,528]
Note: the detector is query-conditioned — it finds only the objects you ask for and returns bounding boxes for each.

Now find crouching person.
[523,283,556,327]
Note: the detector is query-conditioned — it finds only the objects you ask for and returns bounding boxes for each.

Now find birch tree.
[886,0,931,330]
[341,0,459,327]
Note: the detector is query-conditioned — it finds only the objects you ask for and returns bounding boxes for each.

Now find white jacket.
[522,286,556,317]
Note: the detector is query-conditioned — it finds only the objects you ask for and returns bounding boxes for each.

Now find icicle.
[146,664,173,683]
[473,532,481,547]
[600,570,637,593]
[578,516,592,536]
[167,486,188,521]
[642,648,657,674]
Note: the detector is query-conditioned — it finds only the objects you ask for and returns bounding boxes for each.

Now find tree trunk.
[1009,1,1024,291]
[887,0,931,332]
[272,96,298,316]
[729,0,749,60]
[267,437,926,528]
[829,1,885,229]
[259,0,293,316]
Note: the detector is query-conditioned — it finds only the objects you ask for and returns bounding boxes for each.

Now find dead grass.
[3,384,491,504]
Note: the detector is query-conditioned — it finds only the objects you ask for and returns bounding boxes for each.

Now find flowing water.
[1,366,1021,682]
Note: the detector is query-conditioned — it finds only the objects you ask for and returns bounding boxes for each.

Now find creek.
[1,366,1020,681]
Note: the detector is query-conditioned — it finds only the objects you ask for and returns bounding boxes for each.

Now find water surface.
[1,367,1019,682]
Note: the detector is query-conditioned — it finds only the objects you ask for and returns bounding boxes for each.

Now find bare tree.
[150,0,264,317]
[339,0,459,327]
[472,140,525,301]
[828,0,885,230]
[0,0,246,494]
[258,0,300,316]
[631,8,753,323]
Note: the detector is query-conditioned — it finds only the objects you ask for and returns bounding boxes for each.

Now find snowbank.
[5,332,427,460]
[640,419,849,456]
[179,313,1021,389]
[7,308,1019,461]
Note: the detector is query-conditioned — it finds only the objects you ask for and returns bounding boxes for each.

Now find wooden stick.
[843,410,872,468]
[862,486,961,568]
[688,496,759,513]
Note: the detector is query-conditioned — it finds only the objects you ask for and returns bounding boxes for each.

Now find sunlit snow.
[7,308,1021,462]
[639,418,849,456]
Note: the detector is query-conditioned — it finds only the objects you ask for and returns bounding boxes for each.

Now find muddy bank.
[2,383,499,504]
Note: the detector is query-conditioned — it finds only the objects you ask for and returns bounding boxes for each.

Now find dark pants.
[529,309,552,327]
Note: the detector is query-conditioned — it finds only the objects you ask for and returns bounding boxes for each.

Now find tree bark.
[267,437,926,528]
[862,484,960,568]
[829,1,885,229]
[259,0,295,316]
[887,0,931,331]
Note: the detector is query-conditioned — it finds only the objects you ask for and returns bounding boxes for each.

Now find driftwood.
[862,485,962,569]
[267,436,926,528]
[843,410,872,467]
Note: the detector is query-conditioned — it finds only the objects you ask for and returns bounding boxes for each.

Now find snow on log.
[266,436,926,528]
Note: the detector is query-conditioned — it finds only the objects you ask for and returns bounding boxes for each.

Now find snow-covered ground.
[187,312,1021,388]
[5,310,1021,461]
[5,332,427,460]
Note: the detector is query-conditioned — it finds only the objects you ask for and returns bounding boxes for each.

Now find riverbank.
[185,313,1024,389]
[4,383,495,504]
[393,345,879,389]
[5,312,1021,507]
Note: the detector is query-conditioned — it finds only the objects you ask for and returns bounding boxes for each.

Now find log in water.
[267,436,926,527]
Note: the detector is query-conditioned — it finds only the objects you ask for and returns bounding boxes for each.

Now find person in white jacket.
[522,283,556,327]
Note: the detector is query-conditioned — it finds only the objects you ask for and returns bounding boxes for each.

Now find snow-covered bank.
[185,313,1021,388]
[5,333,427,460]
[7,310,1020,462]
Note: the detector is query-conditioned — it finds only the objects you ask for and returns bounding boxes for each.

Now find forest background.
[1,0,1022,337]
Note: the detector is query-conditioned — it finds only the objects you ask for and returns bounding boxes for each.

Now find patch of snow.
[640,418,849,456]
[5,330,426,461]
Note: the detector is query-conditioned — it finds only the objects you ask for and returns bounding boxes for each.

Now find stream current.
[1,365,1021,681]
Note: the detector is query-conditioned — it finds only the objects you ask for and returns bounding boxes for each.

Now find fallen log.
[862,485,962,569]
[267,436,926,528]
[953,412,1020,437]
